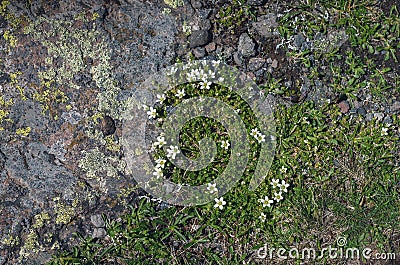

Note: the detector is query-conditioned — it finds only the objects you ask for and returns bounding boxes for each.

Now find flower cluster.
[258,174,290,222]
[250,128,266,143]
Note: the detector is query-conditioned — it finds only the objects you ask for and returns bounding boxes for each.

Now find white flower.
[381,127,389,136]
[147,106,157,119]
[200,81,211,90]
[212,60,221,67]
[207,183,218,194]
[255,133,266,143]
[214,197,226,210]
[218,77,225,83]
[258,196,274,207]
[198,69,207,80]
[280,166,287,174]
[303,117,310,125]
[155,158,166,168]
[221,140,230,150]
[153,167,163,179]
[142,104,149,111]
[273,191,283,202]
[271,178,280,189]
[250,128,260,138]
[235,109,241,114]
[259,212,267,222]
[175,89,185,99]
[278,180,290,193]
[156,94,166,104]
[166,145,180,160]
[208,70,215,79]
[156,136,166,146]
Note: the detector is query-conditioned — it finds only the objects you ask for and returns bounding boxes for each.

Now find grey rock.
[238,33,256,57]
[248,57,265,71]
[199,19,212,31]
[374,112,384,121]
[198,9,212,19]
[192,47,206,58]
[391,101,400,112]
[191,0,202,9]
[356,107,366,116]
[383,116,393,124]
[293,34,306,50]
[107,4,178,89]
[91,214,105,228]
[247,0,268,5]
[233,52,243,66]
[189,30,211,48]
[93,228,107,238]
[366,113,374,121]
[252,13,278,38]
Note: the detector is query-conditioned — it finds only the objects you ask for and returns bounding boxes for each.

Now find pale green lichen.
[2,234,19,247]
[18,230,42,259]
[164,0,184,8]
[53,197,78,225]
[32,211,50,229]
[23,14,124,119]
[79,147,125,180]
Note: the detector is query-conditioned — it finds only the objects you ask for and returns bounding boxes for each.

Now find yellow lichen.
[3,30,17,47]
[0,95,13,131]
[32,211,50,229]
[2,234,19,247]
[16,126,31,137]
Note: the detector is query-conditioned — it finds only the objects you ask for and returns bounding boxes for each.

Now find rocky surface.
[0,0,399,264]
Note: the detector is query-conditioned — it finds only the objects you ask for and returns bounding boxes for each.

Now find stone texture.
[248,57,266,71]
[252,13,278,38]
[189,30,211,48]
[238,33,256,57]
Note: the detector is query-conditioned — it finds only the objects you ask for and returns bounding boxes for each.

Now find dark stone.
[189,30,211,48]
[0,14,7,28]
[101,115,116,136]
[356,107,367,116]
[0,72,10,84]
